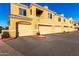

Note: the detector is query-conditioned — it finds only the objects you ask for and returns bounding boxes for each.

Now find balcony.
[9,14,32,21]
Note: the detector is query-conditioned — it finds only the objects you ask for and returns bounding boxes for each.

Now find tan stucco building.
[2,3,75,38]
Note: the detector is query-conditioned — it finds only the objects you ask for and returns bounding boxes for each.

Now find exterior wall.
[29,3,55,24]
[6,3,75,38]
[9,17,33,37]
[2,30,9,33]
[53,15,64,33]
[67,18,75,32]
[11,3,30,17]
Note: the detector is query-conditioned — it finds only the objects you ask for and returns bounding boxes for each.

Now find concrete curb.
[0,38,16,40]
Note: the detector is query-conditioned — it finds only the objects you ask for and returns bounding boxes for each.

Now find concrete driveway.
[2,31,79,56]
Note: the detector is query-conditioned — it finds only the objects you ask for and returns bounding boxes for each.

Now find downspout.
[37,19,40,33]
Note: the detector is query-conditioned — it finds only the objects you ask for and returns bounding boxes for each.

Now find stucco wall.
[7,3,75,37]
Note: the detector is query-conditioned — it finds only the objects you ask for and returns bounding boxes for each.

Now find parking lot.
[1,31,79,56]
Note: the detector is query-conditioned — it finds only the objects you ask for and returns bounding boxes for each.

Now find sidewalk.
[0,40,23,56]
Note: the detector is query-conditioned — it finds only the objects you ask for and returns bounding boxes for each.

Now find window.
[70,20,72,24]
[78,23,79,26]
[58,17,61,22]
[36,9,43,17]
[48,13,52,19]
[19,8,26,16]
[30,9,32,15]
[72,21,73,24]
[70,21,71,24]
[64,19,67,24]
[64,26,68,27]
[74,24,76,26]
[70,26,72,28]
[64,19,65,22]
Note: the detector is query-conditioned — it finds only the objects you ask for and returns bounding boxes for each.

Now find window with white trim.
[48,13,52,19]
[19,8,26,16]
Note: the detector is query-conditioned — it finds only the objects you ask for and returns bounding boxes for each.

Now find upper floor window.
[36,9,43,17]
[58,17,61,22]
[72,21,73,23]
[64,19,66,22]
[78,23,79,26]
[48,13,52,19]
[19,8,26,16]
[74,24,76,26]
[64,19,67,24]
[70,20,72,24]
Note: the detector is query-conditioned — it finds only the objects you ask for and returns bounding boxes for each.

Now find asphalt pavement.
[2,31,79,56]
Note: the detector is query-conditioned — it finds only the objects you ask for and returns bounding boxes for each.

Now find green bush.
[36,32,40,35]
[0,30,1,33]
[1,32,10,38]
[63,31,66,33]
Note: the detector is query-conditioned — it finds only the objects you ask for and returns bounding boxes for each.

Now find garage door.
[63,27,69,32]
[39,26,52,34]
[54,27,62,33]
[18,24,32,36]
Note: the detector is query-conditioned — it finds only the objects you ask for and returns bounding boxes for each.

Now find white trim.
[9,30,16,31]
[38,23,52,25]
[13,3,28,8]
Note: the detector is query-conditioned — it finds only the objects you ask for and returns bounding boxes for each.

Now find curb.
[33,35,46,39]
[0,38,16,40]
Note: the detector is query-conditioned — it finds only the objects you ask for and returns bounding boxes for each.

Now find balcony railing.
[9,14,32,21]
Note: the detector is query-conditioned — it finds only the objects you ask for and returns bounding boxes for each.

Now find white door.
[64,27,69,32]
[39,26,52,34]
[18,24,32,36]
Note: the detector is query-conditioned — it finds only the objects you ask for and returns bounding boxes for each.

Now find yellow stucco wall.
[6,3,75,38]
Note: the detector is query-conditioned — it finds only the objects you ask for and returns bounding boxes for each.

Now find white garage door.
[18,24,32,36]
[39,26,52,34]
[64,27,69,32]
[54,27,62,33]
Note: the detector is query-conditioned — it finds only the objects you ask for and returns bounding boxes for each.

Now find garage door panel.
[54,27,62,33]
[64,27,69,32]
[18,24,32,36]
[39,26,52,34]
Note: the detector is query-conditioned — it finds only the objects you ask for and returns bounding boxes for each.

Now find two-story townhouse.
[9,3,55,37]
[2,3,75,38]
[63,18,74,32]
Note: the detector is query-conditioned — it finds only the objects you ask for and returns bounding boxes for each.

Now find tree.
[0,26,4,33]
[5,27,9,30]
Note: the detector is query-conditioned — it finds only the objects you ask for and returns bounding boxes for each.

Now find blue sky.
[0,3,79,27]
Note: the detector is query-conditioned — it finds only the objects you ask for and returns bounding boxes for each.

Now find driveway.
[2,31,79,56]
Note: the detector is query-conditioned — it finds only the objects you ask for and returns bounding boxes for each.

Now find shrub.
[0,30,1,33]
[36,32,40,35]
[63,31,65,33]
[1,32,10,38]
